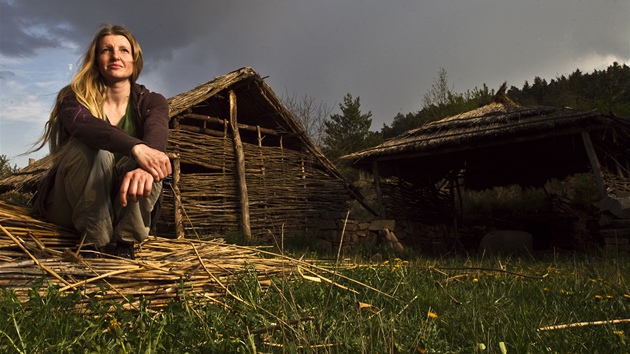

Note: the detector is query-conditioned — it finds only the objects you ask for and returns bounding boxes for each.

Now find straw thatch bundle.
[0,155,53,195]
[0,201,331,309]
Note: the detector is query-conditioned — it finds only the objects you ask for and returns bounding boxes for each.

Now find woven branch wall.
[157,129,349,239]
[381,177,453,224]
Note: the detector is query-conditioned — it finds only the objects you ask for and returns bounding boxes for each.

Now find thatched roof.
[0,155,53,194]
[346,103,625,165]
[343,91,630,190]
[171,67,347,182]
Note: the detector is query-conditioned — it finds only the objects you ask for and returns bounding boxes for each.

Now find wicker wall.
[156,129,350,239]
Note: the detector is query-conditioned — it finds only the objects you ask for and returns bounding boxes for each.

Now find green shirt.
[110,101,137,163]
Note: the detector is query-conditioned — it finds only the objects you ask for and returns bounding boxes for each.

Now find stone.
[316,219,338,230]
[600,196,630,219]
[344,223,358,231]
[369,219,396,231]
[313,239,333,253]
[478,230,533,256]
[370,253,383,263]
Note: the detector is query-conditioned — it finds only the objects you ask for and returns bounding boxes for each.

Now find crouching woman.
[31,24,171,259]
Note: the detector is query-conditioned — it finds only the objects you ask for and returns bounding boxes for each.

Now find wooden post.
[581,131,608,199]
[172,155,184,239]
[169,118,184,239]
[257,125,265,176]
[372,160,386,218]
[230,90,252,240]
[222,119,228,174]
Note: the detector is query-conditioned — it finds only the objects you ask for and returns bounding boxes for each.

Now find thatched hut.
[0,68,359,241]
[161,67,359,240]
[342,87,630,249]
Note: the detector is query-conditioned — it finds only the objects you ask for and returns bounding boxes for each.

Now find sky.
[1,0,629,168]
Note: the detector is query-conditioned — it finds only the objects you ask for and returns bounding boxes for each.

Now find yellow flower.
[427,312,438,319]
[615,330,624,336]
[382,260,390,265]
[561,289,569,295]
[594,295,603,300]
[623,294,630,300]
[606,295,614,300]
[542,287,549,292]
[473,278,479,283]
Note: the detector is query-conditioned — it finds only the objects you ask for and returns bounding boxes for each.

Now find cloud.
[0,80,52,123]
[0,0,628,169]
[0,1,73,57]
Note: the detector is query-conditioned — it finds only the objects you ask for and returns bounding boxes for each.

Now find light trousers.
[43,141,162,247]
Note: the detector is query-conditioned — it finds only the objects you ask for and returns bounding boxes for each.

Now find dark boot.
[114,241,135,260]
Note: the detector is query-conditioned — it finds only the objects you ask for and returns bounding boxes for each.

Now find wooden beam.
[372,160,386,218]
[181,113,281,136]
[230,91,252,240]
[176,125,226,138]
[581,131,608,198]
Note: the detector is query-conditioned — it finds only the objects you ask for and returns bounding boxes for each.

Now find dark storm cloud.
[1,0,628,124]
[0,1,67,57]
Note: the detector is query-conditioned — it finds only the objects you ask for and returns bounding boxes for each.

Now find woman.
[32,24,171,259]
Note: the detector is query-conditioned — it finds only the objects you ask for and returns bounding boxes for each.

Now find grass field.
[1,246,628,353]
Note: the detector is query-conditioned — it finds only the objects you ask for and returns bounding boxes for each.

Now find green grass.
[1,250,629,353]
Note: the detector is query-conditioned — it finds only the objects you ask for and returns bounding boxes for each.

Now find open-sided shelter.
[342,88,630,230]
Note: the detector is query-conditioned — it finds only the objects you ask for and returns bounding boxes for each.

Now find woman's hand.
[119,167,155,207]
[131,144,172,181]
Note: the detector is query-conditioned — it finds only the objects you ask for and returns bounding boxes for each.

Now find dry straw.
[0,200,354,310]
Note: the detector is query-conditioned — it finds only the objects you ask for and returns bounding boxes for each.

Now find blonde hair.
[33,24,143,154]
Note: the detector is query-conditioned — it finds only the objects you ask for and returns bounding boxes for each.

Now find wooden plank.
[230,91,252,240]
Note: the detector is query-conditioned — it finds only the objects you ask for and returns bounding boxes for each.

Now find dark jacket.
[33,83,170,232]
[57,83,170,155]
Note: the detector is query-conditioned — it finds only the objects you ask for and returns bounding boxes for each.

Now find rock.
[600,196,630,219]
[313,239,333,253]
[478,230,533,256]
[344,222,358,231]
[369,220,396,231]
[315,219,338,230]
[370,253,383,263]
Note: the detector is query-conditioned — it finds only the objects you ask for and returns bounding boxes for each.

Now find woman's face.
[97,34,134,85]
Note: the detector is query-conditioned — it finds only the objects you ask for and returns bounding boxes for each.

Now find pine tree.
[322,93,380,163]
